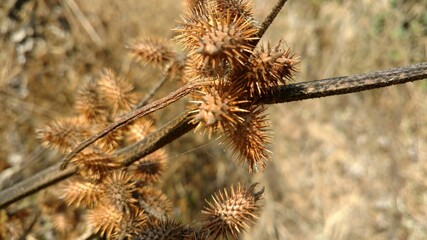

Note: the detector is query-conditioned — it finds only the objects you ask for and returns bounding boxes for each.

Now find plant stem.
[1,62,426,209]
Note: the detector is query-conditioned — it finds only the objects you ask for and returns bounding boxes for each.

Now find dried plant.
[0,0,426,239]
[201,183,264,239]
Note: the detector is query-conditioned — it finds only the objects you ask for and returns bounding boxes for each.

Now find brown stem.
[0,164,76,209]
[257,0,288,40]
[262,62,427,104]
[134,64,172,109]
[1,62,425,209]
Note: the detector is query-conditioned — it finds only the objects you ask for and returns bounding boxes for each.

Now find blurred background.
[0,0,426,239]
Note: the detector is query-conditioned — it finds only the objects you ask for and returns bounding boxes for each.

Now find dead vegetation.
[0,0,426,239]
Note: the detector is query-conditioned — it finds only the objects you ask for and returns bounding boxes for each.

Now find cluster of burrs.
[176,0,299,173]
[36,67,264,239]
[31,0,299,239]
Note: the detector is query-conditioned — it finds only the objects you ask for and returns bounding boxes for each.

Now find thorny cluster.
[3,0,299,239]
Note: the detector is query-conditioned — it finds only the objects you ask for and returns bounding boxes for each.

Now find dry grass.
[0,0,426,239]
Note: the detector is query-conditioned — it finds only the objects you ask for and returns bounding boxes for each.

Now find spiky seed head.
[209,0,254,20]
[101,171,138,212]
[92,122,124,153]
[135,220,191,240]
[184,54,226,80]
[222,104,271,173]
[61,176,102,208]
[111,209,147,239]
[175,3,258,71]
[129,37,176,67]
[129,149,167,184]
[86,203,123,238]
[138,187,173,220]
[97,69,137,115]
[37,117,90,153]
[201,183,264,240]
[75,80,108,124]
[239,41,299,96]
[72,151,120,180]
[190,82,248,137]
[124,117,155,143]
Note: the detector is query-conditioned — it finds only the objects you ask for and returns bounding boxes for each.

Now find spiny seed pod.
[201,183,264,240]
[75,80,108,124]
[222,104,271,173]
[101,171,138,212]
[91,122,124,153]
[238,41,299,96]
[124,117,155,143]
[190,82,248,137]
[138,187,173,220]
[61,176,102,208]
[210,0,254,20]
[135,220,191,240]
[86,203,123,238]
[129,149,167,184]
[175,3,258,71]
[111,209,147,239]
[97,69,137,115]
[184,54,225,80]
[72,151,120,180]
[128,37,176,67]
[37,117,90,153]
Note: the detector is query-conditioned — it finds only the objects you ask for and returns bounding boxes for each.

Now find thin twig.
[135,65,172,109]
[257,0,288,40]
[62,0,103,45]
[1,62,425,209]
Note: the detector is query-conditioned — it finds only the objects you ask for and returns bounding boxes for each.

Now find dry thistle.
[101,170,138,212]
[75,80,108,124]
[92,121,124,152]
[125,117,155,143]
[61,176,102,208]
[137,187,173,220]
[97,69,137,115]
[129,37,177,67]
[222,104,271,173]
[71,151,120,180]
[86,202,124,238]
[190,81,248,137]
[135,220,191,239]
[201,183,264,240]
[37,117,91,153]
[237,41,299,96]
[129,149,167,184]
[175,2,259,71]
[210,0,254,20]
[111,209,147,239]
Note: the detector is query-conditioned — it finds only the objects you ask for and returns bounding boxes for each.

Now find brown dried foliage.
[2,0,300,239]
